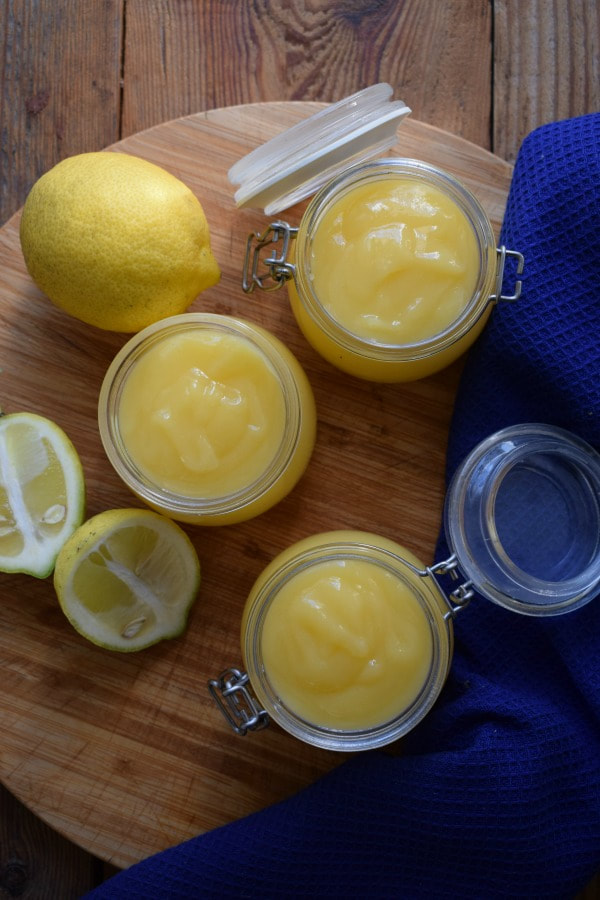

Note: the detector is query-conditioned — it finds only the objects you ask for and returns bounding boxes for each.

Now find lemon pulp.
[0,412,85,577]
[54,508,201,651]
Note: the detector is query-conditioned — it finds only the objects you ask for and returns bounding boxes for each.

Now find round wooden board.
[0,103,512,868]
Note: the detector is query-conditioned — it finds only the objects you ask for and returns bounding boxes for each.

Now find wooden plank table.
[0,2,598,897]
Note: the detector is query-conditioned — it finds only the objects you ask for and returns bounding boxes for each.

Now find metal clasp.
[491,246,525,303]
[425,554,475,618]
[242,222,298,293]
[208,667,269,736]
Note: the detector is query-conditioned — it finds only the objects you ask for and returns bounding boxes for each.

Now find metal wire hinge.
[491,246,525,303]
[208,668,269,736]
[426,554,475,618]
[242,222,298,293]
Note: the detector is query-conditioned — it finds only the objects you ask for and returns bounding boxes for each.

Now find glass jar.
[98,313,317,526]
[209,424,600,750]
[242,159,524,382]
[231,530,452,752]
[445,423,600,616]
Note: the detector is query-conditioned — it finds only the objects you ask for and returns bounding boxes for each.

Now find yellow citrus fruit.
[0,411,86,578]
[19,152,220,332]
[54,508,201,651]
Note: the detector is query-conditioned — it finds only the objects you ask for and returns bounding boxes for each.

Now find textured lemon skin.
[20,152,220,333]
[53,508,201,652]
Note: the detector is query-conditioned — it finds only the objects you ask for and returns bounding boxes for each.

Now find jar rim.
[293,158,497,362]
[98,313,306,519]
[242,534,452,751]
[445,423,600,615]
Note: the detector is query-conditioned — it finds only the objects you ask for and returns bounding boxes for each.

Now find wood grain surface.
[1,2,598,897]
[493,0,600,161]
[0,104,513,870]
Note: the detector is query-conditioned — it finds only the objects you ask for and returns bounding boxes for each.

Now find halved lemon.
[54,508,201,651]
[0,411,86,578]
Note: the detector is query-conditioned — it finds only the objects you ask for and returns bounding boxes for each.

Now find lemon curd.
[99,315,316,525]
[289,160,498,382]
[119,330,286,497]
[241,531,453,749]
[261,556,433,729]
[310,178,479,343]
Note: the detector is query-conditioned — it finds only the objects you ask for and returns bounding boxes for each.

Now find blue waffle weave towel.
[87,113,600,899]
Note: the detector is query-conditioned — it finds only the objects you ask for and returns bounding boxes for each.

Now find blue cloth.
[87,114,600,899]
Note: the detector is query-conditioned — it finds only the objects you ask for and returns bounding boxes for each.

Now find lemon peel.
[20,152,220,332]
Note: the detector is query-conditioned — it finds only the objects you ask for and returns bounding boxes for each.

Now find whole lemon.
[19,152,220,332]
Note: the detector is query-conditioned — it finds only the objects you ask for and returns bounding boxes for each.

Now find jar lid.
[228,84,411,215]
[444,424,600,616]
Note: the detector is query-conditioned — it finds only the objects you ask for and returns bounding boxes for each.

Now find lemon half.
[20,152,220,332]
[0,411,85,578]
[54,508,201,651]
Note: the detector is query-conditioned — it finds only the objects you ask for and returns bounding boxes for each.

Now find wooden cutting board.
[0,103,512,868]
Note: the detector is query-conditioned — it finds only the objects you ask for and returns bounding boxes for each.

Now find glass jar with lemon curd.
[242,159,524,382]
[210,424,600,751]
[227,530,454,752]
[230,86,523,382]
[98,313,316,525]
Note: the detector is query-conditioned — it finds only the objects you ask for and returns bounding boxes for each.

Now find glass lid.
[228,83,411,215]
[444,424,600,616]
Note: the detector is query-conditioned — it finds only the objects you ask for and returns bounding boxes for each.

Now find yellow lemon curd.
[115,320,316,524]
[290,176,489,381]
[249,532,437,732]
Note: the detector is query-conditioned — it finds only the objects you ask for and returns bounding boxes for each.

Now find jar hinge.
[491,246,525,303]
[425,554,475,618]
[208,667,270,735]
[242,222,298,293]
